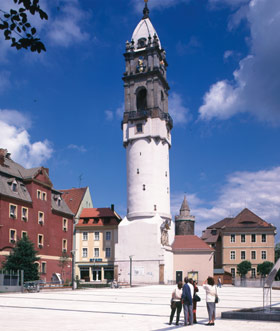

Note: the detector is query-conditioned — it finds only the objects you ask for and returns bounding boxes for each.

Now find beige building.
[75,206,121,282]
[172,197,214,285]
[201,208,276,279]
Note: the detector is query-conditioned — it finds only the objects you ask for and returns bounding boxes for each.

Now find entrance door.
[176,271,183,283]
[92,269,101,281]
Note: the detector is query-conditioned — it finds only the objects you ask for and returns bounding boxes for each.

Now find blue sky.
[0,0,280,241]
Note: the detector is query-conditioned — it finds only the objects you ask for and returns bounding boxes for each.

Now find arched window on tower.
[136,88,147,111]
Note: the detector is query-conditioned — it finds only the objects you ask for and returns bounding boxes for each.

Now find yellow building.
[201,208,276,279]
[75,206,121,282]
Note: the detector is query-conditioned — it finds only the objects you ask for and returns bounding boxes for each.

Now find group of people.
[169,276,218,326]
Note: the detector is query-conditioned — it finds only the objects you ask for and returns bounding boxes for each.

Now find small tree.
[3,236,40,281]
[257,261,274,278]
[58,251,70,282]
[237,261,252,279]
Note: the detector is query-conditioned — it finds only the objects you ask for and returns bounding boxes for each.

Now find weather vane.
[144,0,148,3]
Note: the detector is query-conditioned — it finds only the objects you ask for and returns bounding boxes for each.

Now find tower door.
[176,271,183,283]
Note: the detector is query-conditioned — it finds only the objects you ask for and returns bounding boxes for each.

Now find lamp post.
[129,255,133,287]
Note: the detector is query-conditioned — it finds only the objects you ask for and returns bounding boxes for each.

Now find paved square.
[0,285,280,330]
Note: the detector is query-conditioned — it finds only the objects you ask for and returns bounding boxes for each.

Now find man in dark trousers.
[182,277,193,326]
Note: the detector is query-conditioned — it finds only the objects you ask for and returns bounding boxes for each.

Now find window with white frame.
[94,232,99,241]
[106,231,111,241]
[231,268,236,278]
[38,234,44,248]
[37,190,41,199]
[42,192,47,201]
[38,211,44,224]
[106,248,111,258]
[9,204,17,218]
[251,268,256,278]
[9,229,16,243]
[82,248,88,257]
[251,234,256,242]
[62,239,67,252]
[241,251,246,260]
[230,251,235,260]
[83,232,88,241]
[261,251,267,260]
[63,218,68,231]
[230,234,236,243]
[241,234,246,243]
[262,234,266,243]
[94,248,99,257]
[251,251,256,259]
[22,207,28,221]
[22,231,27,238]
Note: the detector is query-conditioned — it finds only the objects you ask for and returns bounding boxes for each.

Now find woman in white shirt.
[169,281,183,325]
[202,277,218,326]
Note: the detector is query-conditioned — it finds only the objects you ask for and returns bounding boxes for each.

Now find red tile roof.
[172,235,214,252]
[60,187,87,215]
[76,207,122,227]
[208,208,274,229]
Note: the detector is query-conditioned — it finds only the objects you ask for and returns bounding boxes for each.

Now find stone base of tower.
[115,215,174,285]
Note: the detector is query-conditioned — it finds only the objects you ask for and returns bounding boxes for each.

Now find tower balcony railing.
[122,108,173,129]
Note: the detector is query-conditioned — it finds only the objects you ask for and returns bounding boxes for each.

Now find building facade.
[0,149,74,282]
[201,208,276,278]
[172,197,214,285]
[75,206,121,282]
[115,0,174,285]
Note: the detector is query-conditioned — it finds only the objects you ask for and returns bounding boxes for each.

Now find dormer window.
[58,196,61,207]
[12,180,17,192]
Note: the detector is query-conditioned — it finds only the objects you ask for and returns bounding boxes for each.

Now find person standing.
[203,276,217,326]
[169,281,183,325]
[182,277,193,326]
[192,280,199,323]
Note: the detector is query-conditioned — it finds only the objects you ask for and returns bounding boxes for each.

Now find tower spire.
[143,0,150,19]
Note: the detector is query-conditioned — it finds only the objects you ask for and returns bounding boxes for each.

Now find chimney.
[0,148,8,166]
[111,204,114,212]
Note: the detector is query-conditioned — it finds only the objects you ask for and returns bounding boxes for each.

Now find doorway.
[176,271,183,283]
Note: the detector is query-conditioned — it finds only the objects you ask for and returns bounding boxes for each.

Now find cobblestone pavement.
[0,285,280,330]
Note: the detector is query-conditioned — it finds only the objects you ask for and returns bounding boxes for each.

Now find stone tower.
[122,1,172,221]
[175,196,195,235]
[115,1,174,284]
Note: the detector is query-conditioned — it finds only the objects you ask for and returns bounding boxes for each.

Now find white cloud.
[105,110,114,121]
[176,36,202,56]
[169,92,192,125]
[116,104,124,119]
[172,166,280,237]
[47,0,90,47]
[223,50,233,60]
[67,144,87,153]
[199,0,280,125]
[132,0,190,13]
[0,109,53,168]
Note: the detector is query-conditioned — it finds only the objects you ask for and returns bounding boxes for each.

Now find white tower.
[115,1,174,284]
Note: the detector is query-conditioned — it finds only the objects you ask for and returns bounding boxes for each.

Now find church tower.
[115,1,174,284]
[175,196,195,235]
[122,1,172,221]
